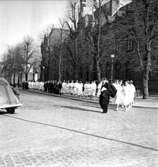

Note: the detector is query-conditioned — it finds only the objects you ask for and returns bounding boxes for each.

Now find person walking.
[113,80,124,111]
[99,78,117,113]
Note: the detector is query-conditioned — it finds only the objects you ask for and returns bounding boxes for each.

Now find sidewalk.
[133,96,158,108]
[23,89,158,109]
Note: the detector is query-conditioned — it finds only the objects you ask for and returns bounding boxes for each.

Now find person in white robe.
[97,81,102,97]
[129,80,136,107]
[91,81,97,97]
[69,81,74,95]
[123,81,132,111]
[83,82,89,96]
[78,81,83,96]
[74,81,78,95]
[113,80,124,111]
[61,81,66,94]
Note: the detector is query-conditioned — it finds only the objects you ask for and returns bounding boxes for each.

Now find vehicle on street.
[0,77,22,113]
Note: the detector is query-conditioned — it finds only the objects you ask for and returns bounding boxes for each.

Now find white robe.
[123,84,131,106]
[114,83,124,105]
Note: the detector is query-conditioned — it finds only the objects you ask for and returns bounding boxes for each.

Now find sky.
[0,0,69,60]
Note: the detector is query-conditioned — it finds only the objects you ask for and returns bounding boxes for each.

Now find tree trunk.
[74,64,80,80]
[96,0,101,82]
[74,36,79,80]
[58,45,62,82]
[47,57,50,81]
[18,74,20,87]
[142,2,152,99]
[142,69,149,99]
[25,73,28,82]
[96,58,101,81]
[142,38,152,99]
[13,72,16,86]
[142,42,151,99]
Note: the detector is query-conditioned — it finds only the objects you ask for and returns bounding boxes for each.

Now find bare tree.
[58,19,66,82]
[66,1,80,80]
[23,36,41,81]
[40,26,54,81]
[112,0,158,98]
[1,47,14,83]
[88,0,110,81]
[1,44,24,85]
[95,0,102,81]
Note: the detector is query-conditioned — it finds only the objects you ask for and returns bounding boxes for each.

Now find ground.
[0,91,157,167]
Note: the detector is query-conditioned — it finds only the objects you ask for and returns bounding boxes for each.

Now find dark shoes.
[102,110,107,113]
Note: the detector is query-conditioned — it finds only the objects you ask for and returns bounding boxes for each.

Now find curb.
[22,89,99,104]
[22,89,158,109]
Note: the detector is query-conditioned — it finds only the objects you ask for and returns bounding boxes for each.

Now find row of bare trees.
[1,0,158,98]
[1,37,41,85]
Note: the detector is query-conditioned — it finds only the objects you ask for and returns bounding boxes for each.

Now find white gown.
[123,84,131,106]
[97,82,102,97]
[114,83,124,105]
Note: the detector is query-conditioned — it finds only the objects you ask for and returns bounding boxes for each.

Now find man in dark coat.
[99,78,117,113]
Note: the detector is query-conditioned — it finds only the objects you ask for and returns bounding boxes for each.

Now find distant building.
[78,0,132,26]
[40,28,69,81]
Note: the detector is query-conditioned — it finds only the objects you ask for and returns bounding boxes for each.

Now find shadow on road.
[60,105,101,113]
[3,114,158,152]
[0,110,7,115]
[53,104,116,113]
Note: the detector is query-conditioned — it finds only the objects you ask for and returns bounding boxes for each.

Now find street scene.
[0,91,157,167]
[0,0,158,167]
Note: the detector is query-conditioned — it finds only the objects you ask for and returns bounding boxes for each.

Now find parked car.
[0,77,22,114]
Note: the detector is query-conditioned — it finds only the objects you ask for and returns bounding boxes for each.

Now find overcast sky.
[0,0,69,60]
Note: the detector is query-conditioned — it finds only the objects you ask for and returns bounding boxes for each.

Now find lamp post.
[42,66,45,82]
[110,54,115,83]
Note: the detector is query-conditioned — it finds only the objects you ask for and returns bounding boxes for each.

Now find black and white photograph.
[0,0,158,166]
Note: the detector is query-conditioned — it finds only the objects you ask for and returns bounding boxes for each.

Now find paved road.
[0,91,157,167]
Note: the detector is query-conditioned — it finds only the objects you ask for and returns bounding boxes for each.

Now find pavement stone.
[0,145,157,167]
[1,91,157,167]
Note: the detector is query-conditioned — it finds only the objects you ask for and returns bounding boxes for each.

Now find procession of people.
[113,80,136,111]
[27,78,136,113]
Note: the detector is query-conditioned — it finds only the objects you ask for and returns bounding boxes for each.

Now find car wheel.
[6,108,15,114]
